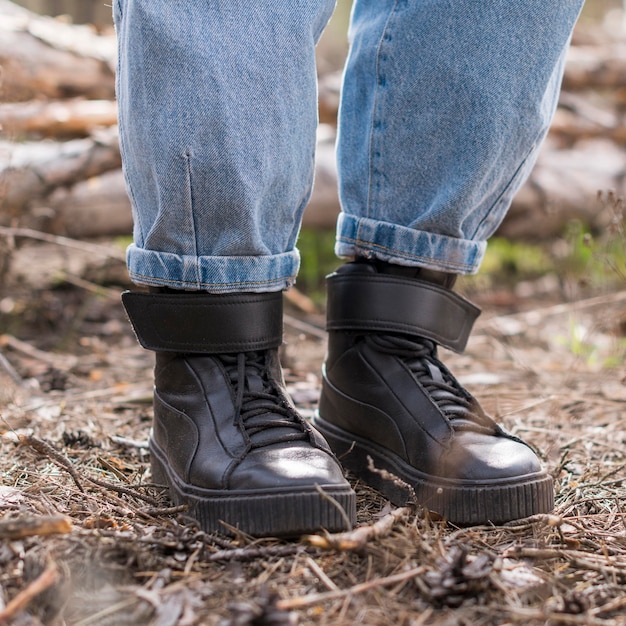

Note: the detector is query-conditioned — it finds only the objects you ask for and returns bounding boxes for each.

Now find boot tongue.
[370,335,495,431]
[243,356,265,394]
[414,345,474,419]
[425,360,446,385]
[227,352,308,448]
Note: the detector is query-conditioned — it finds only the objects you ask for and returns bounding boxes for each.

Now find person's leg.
[114,0,356,536]
[115,0,333,293]
[336,0,583,273]
[316,0,584,524]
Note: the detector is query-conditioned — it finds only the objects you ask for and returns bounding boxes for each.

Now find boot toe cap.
[441,431,544,482]
[229,445,350,491]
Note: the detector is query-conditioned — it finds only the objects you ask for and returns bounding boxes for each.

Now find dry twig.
[0,514,72,540]
[0,226,125,261]
[305,506,412,551]
[0,562,60,625]
[207,544,312,563]
[1,334,78,369]
[19,434,85,493]
[276,564,426,610]
[18,434,163,507]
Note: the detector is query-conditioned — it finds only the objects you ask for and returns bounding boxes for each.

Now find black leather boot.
[122,289,356,536]
[315,260,553,525]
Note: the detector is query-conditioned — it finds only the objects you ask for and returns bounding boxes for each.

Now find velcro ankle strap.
[326,273,480,353]
[122,291,283,353]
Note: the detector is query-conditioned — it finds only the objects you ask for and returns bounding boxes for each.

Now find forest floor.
[1,237,626,626]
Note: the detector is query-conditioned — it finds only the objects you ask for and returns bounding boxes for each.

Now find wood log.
[316,49,626,130]
[549,91,626,146]
[3,91,622,147]
[0,0,115,102]
[0,130,121,221]
[497,138,626,240]
[0,0,621,242]
[2,112,622,241]
[563,43,626,91]
[0,0,624,106]
[45,169,132,238]
[550,109,626,146]
[303,127,341,229]
[305,135,626,240]
[318,72,342,127]
[21,135,625,242]
[0,99,118,138]
[22,141,339,238]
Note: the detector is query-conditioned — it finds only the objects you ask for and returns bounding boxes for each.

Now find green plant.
[556,194,626,290]
[556,317,626,369]
[480,237,552,279]
[296,228,338,302]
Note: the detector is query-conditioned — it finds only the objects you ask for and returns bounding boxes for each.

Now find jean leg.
[114,0,335,292]
[336,0,585,274]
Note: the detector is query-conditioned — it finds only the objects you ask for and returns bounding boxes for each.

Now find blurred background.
[8,0,626,33]
[1,0,625,307]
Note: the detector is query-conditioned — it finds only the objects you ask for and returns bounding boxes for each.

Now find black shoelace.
[367,335,497,433]
[220,352,309,449]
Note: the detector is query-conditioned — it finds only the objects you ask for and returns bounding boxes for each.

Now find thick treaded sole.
[149,438,356,537]
[314,415,554,526]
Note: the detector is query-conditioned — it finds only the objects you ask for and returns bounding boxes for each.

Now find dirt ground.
[1,238,626,626]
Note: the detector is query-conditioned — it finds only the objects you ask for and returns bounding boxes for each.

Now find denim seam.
[114,4,145,248]
[182,149,201,286]
[338,235,476,273]
[469,133,543,241]
[366,0,400,219]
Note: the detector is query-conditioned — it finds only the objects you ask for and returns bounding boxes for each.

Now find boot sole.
[314,415,554,526]
[149,438,356,537]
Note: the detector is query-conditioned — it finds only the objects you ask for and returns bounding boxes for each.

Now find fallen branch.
[283,313,326,341]
[0,562,60,625]
[18,435,85,493]
[207,544,310,563]
[1,333,78,370]
[143,505,189,518]
[305,506,412,551]
[476,289,626,336]
[0,226,125,261]
[500,606,616,626]
[0,349,22,385]
[0,514,72,540]
[504,546,626,579]
[18,434,164,507]
[276,564,426,610]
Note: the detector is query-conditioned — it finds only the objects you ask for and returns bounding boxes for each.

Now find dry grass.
[1,246,626,625]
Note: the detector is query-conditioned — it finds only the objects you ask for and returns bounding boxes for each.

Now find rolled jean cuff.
[126,244,300,293]
[335,214,487,275]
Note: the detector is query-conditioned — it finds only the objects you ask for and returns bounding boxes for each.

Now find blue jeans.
[114,0,584,293]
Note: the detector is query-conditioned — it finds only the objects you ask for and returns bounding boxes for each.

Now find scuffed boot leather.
[314,260,553,525]
[123,290,355,536]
